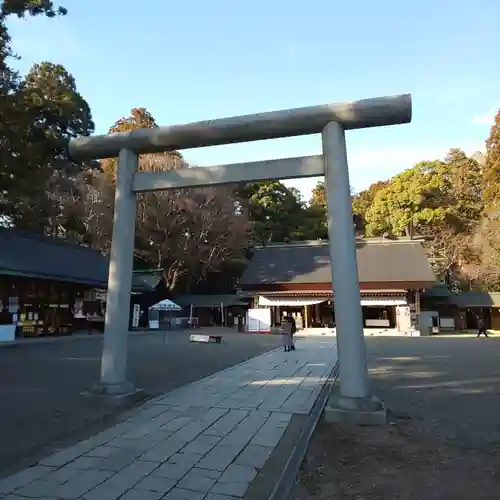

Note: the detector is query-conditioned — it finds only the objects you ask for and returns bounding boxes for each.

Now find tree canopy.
[1,2,92,234]
[84,107,249,293]
[1,1,66,17]
[1,1,498,293]
[235,181,314,244]
[483,110,500,205]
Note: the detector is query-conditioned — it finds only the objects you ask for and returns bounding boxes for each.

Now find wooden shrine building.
[239,237,437,330]
[0,228,156,338]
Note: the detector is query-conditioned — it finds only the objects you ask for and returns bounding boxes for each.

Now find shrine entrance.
[69,93,412,418]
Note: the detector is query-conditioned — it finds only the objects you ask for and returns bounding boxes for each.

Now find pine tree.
[483,109,500,205]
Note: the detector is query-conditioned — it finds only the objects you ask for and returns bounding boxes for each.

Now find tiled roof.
[452,292,500,308]
[240,238,436,286]
[0,228,154,292]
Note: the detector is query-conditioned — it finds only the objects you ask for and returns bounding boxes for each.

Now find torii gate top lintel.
[90,92,413,408]
[68,93,411,161]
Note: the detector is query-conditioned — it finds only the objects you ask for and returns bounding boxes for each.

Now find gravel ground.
[292,336,500,500]
[0,329,282,478]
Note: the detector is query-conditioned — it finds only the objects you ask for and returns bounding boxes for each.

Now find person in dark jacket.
[477,316,489,337]
[281,313,297,352]
[290,314,296,350]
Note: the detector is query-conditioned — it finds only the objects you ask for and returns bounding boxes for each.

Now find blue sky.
[7,0,499,201]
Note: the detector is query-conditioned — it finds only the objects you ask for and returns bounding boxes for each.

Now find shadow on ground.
[292,337,500,500]
[0,330,282,478]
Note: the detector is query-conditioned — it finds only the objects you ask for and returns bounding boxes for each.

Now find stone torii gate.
[69,94,412,423]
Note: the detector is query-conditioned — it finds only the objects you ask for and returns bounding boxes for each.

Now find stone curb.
[245,360,340,500]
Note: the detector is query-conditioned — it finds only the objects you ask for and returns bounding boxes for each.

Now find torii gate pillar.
[322,122,387,424]
[69,94,411,423]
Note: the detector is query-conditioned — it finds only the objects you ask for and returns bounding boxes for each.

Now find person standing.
[477,316,489,338]
[289,314,296,350]
[281,314,295,352]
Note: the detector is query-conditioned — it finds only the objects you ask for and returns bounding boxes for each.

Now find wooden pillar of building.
[304,305,309,329]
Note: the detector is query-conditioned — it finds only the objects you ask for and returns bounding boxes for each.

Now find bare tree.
[79,151,249,291]
[461,209,500,290]
[136,183,249,291]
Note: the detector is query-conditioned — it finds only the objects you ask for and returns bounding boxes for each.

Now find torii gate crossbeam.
[69,94,411,424]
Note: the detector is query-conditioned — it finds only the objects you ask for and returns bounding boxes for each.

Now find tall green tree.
[236,181,309,244]
[0,0,66,74]
[483,109,500,205]
[352,180,388,222]
[0,0,68,149]
[3,62,94,232]
[1,1,66,17]
[463,115,500,290]
[0,1,86,234]
[364,150,483,281]
[307,180,366,238]
[442,148,483,228]
[304,181,328,239]
[364,162,446,237]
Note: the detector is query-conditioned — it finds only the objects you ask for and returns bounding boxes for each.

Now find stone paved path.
[0,337,337,500]
[0,329,283,476]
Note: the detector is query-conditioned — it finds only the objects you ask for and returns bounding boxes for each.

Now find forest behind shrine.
[1,2,500,293]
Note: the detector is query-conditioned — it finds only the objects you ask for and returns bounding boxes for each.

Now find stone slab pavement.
[0,337,338,500]
[0,330,284,477]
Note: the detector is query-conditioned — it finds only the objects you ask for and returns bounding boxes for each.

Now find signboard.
[132,304,141,328]
[190,335,210,343]
[247,308,271,333]
[189,334,222,343]
[396,305,411,332]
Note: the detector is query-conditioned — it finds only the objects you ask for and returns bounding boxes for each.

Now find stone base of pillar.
[324,387,387,426]
[82,381,145,406]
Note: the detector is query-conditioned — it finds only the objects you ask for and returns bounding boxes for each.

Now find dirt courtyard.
[292,336,500,500]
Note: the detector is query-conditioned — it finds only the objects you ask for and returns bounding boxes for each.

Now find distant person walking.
[477,316,489,338]
[281,313,296,352]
